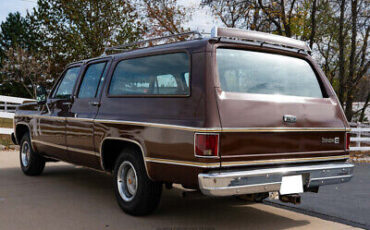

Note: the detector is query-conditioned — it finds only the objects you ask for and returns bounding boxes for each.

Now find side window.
[108,52,190,96]
[54,67,80,99]
[78,62,107,98]
[184,72,189,87]
[156,74,178,94]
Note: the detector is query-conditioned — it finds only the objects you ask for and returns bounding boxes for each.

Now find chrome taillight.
[194,133,219,158]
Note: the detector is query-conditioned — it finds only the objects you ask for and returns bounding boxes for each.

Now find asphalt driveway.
[0,150,358,230]
[266,163,370,229]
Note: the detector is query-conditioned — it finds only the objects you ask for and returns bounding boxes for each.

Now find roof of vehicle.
[67,27,311,67]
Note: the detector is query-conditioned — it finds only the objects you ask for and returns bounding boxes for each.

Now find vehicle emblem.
[322,137,340,144]
[283,115,296,123]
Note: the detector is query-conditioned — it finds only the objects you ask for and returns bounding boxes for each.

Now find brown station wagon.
[12,27,354,216]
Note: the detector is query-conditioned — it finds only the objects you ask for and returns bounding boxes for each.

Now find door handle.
[89,101,100,107]
[62,101,72,106]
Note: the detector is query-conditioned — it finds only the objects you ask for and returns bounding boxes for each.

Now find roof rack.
[102,31,203,56]
[211,27,311,53]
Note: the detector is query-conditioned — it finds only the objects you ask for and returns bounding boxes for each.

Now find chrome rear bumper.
[198,162,354,196]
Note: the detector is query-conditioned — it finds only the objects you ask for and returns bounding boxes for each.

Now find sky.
[0,0,220,33]
[0,0,37,23]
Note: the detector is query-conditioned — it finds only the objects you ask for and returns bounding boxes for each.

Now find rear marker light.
[194,133,219,158]
[346,132,350,150]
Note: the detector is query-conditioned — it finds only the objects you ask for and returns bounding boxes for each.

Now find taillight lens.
[346,132,350,150]
[194,133,219,157]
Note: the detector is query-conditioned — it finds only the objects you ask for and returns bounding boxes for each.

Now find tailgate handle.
[89,101,100,107]
[283,115,296,123]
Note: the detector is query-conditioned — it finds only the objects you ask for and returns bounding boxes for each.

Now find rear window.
[109,53,190,96]
[216,49,323,98]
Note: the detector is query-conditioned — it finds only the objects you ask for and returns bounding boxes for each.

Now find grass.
[0,118,13,128]
[0,118,14,148]
[0,134,13,147]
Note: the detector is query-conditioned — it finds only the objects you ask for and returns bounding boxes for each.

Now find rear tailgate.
[217,92,348,167]
[214,48,349,167]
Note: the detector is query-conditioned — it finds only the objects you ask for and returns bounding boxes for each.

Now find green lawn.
[0,118,13,128]
[0,118,13,147]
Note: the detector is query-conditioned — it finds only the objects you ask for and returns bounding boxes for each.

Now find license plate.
[280,175,303,195]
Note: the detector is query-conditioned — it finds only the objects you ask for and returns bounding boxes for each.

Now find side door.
[35,66,81,161]
[65,59,111,169]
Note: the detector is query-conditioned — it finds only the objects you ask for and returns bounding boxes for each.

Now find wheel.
[113,148,162,216]
[19,133,45,176]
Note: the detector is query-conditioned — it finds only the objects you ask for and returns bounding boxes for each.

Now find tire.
[113,148,162,216]
[19,133,45,176]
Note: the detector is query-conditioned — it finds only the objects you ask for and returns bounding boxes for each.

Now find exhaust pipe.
[279,194,301,205]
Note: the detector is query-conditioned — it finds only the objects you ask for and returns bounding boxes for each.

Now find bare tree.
[141,0,193,37]
[0,46,51,98]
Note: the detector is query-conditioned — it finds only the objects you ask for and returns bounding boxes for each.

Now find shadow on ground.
[0,164,315,230]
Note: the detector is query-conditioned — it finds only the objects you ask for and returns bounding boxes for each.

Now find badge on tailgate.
[322,137,340,144]
[283,114,296,123]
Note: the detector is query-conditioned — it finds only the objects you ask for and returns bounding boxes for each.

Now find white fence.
[0,95,34,119]
[350,126,370,152]
[0,95,34,135]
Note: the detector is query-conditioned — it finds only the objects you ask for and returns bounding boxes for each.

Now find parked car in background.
[12,27,354,216]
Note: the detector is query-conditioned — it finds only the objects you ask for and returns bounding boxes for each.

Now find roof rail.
[102,31,203,56]
[211,27,311,52]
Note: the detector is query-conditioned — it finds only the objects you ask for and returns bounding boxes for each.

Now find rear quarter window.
[216,49,324,98]
[108,52,190,96]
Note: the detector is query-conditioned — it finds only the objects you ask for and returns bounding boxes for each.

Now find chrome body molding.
[31,140,97,156]
[221,155,349,167]
[144,155,348,168]
[220,127,347,132]
[32,138,348,169]
[145,157,220,168]
[14,114,348,133]
[221,150,345,158]
[198,162,354,196]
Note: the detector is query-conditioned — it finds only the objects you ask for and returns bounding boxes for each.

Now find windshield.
[216,48,324,98]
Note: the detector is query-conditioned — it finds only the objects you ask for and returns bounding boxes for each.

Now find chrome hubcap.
[21,141,30,167]
[117,161,138,202]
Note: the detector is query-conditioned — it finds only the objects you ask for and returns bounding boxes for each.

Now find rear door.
[65,59,110,168]
[214,48,348,166]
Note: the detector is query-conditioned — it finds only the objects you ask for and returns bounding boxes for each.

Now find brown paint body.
[14,38,349,189]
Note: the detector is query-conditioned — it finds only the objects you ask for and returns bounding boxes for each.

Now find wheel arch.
[100,137,151,179]
[15,122,31,144]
